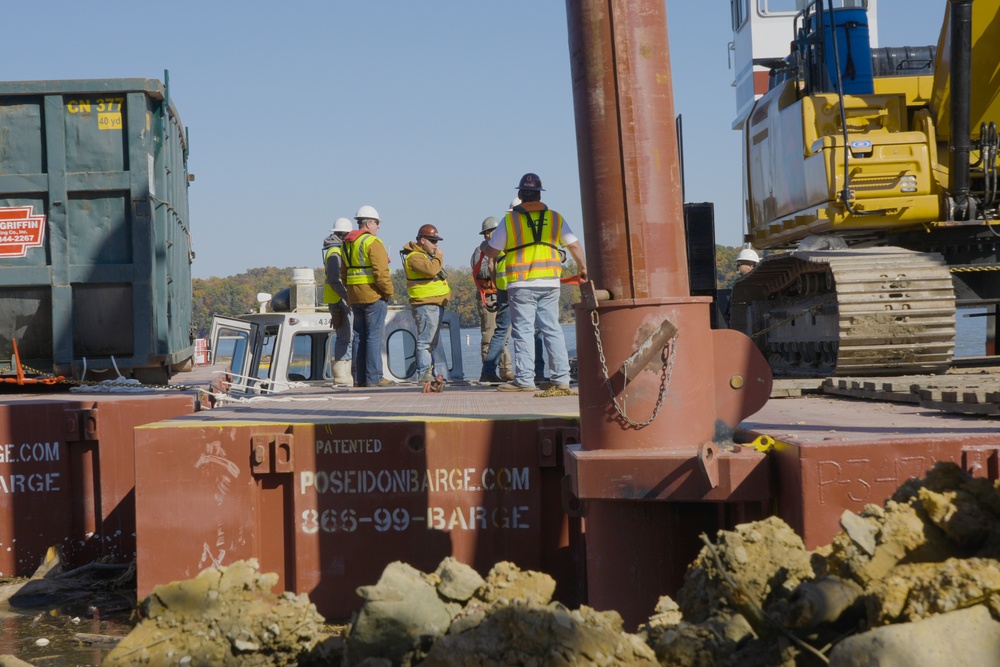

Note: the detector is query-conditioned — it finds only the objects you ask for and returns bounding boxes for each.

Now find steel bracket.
[65,407,99,443]
[961,445,1000,479]
[252,434,294,475]
[537,425,580,468]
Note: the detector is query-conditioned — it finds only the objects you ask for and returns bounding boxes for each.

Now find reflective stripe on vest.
[404,250,450,300]
[502,208,562,282]
[344,233,382,285]
[495,251,508,290]
[322,245,343,304]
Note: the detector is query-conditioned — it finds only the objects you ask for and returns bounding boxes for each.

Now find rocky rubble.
[102,461,1000,666]
[102,559,328,666]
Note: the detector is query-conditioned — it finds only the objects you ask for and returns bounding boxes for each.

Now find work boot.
[376,378,395,387]
[478,372,504,383]
[540,380,570,390]
[497,382,537,392]
[332,360,353,386]
[500,369,515,382]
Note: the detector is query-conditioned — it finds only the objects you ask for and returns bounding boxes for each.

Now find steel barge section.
[127,381,1000,622]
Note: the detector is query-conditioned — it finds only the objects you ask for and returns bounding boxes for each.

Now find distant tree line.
[190,245,746,337]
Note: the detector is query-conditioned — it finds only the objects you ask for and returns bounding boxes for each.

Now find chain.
[589,309,674,429]
[950,265,1000,272]
[1,361,196,391]
[747,294,836,340]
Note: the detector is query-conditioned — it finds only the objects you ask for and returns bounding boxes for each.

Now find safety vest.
[501,206,563,283]
[321,245,343,304]
[495,251,508,290]
[343,233,384,285]
[404,249,451,300]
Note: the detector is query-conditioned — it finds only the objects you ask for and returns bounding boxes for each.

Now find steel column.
[565,0,773,627]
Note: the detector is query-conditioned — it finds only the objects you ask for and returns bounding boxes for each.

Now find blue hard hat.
[517,173,544,191]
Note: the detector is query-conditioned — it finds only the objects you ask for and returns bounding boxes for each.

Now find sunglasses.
[422,237,441,244]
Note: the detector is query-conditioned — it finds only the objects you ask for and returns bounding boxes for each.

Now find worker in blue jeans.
[479,173,587,392]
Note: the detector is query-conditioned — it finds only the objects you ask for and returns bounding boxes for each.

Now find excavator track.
[730,247,956,377]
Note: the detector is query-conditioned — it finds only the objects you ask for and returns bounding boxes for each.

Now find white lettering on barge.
[299,504,530,534]
[0,442,61,463]
[316,438,383,454]
[0,473,61,493]
[299,467,530,495]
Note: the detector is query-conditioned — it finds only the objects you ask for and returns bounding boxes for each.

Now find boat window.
[758,0,866,15]
[758,0,802,14]
[387,329,416,380]
[732,0,748,30]
[256,326,279,379]
[289,333,314,381]
[438,322,454,372]
[214,329,248,373]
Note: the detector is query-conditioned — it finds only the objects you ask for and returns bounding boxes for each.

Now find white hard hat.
[507,197,521,212]
[737,247,760,264]
[355,205,380,223]
[481,216,499,235]
[332,217,353,234]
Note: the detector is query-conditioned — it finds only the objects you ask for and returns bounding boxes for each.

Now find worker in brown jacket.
[340,205,394,387]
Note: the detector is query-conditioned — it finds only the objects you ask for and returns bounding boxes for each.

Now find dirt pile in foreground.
[102,559,328,666]
[104,461,1000,666]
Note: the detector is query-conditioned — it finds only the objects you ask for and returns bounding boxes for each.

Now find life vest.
[343,233,383,285]
[321,245,343,304]
[403,249,451,300]
[501,206,563,283]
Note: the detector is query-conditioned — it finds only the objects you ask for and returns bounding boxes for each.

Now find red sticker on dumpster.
[0,206,46,257]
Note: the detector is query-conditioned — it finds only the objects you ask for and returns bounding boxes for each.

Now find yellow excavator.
[729,0,1000,376]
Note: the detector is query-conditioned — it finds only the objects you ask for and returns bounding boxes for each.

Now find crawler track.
[730,247,957,377]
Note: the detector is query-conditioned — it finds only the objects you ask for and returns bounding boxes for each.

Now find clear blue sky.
[7,1,942,280]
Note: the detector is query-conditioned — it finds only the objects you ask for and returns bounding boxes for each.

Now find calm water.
[457,311,986,380]
[458,324,577,380]
[956,307,988,357]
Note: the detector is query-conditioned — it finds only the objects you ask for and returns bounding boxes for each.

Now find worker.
[736,246,760,276]
[479,198,521,383]
[321,217,354,386]
[480,174,587,392]
[724,245,762,327]
[401,224,451,383]
[341,205,394,387]
[472,214,513,383]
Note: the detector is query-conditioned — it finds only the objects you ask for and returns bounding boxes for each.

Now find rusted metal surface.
[0,393,195,577]
[576,299,771,449]
[62,379,993,628]
[568,0,688,299]
[743,395,1000,549]
[133,394,582,620]
[564,444,770,502]
[564,0,773,629]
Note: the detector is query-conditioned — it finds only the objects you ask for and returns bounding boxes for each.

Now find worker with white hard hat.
[322,217,355,385]
[472,214,514,383]
[736,246,760,276]
[341,205,394,387]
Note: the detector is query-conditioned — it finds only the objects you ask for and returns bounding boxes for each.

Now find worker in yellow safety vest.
[340,205,394,387]
[477,202,520,383]
[401,224,451,383]
[321,217,354,386]
[479,173,587,392]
